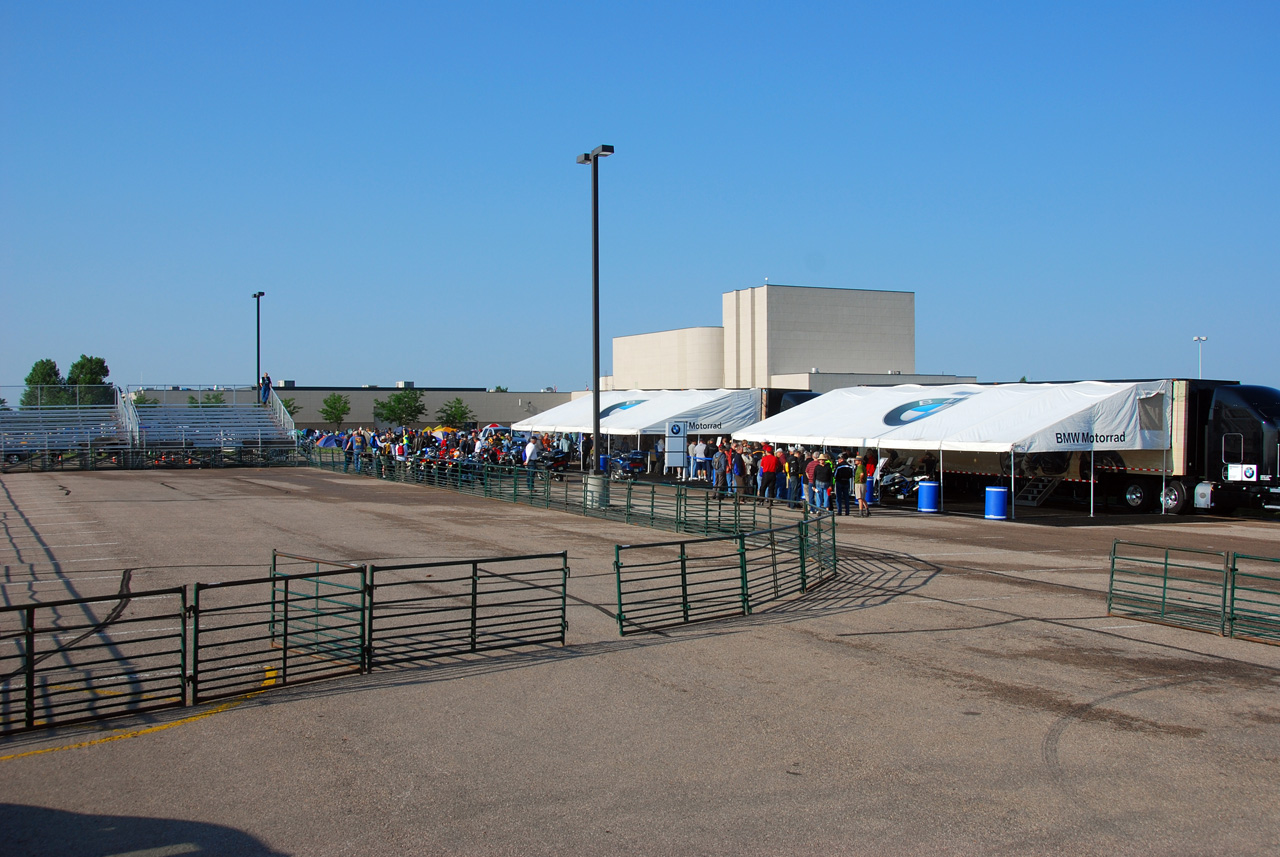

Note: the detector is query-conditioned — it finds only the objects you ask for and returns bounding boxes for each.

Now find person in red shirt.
[757,443,779,506]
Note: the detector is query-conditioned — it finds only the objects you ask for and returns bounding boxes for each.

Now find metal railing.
[1108,540,1280,644]
[192,556,367,703]
[308,449,811,538]
[1,550,570,734]
[0,587,188,734]
[367,554,568,667]
[267,387,296,436]
[1229,553,1280,644]
[613,513,838,635]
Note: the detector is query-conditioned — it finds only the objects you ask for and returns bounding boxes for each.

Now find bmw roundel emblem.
[883,393,976,427]
[670,423,683,436]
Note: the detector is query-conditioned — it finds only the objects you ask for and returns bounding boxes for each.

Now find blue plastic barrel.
[917,481,940,513]
[600,455,611,472]
[985,486,1009,520]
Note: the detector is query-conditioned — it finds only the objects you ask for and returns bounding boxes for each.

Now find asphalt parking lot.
[2,468,1279,856]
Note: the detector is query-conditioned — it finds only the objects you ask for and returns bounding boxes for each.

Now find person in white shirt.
[524,436,540,490]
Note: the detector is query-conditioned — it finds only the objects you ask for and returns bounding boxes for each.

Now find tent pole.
[1090,449,1095,518]
[939,446,944,513]
[1010,450,1016,521]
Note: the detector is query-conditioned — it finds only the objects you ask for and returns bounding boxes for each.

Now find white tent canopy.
[511,391,659,434]
[598,389,761,436]
[513,389,763,437]
[732,381,1171,453]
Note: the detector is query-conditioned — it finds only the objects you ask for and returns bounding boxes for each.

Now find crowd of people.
[300,426,896,517]
[299,426,573,474]
[674,440,877,516]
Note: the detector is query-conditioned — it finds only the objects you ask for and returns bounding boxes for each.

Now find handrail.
[267,387,296,436]
[117,385,141,446]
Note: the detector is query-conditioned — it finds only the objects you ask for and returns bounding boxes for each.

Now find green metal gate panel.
[1108,540,1230,634]
[192,562,366,703]
[0,587,187,735]
[1229,553,1280,643]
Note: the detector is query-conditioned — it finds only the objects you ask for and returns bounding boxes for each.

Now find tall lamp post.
[577,144,613,475]
[1193,335,1207,379]
[253,291,266,387]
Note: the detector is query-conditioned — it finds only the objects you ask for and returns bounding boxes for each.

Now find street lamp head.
[253,291,265,299]
[577,145,615,165]
[1193,335,1207,342]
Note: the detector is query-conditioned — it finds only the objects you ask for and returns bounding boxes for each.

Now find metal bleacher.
[1,384,296,471]
[131,386,294,450]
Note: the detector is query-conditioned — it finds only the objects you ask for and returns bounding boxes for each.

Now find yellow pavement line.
[0,669,278,764]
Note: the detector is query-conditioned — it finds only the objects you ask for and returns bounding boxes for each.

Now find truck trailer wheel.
[1121,479,1155,512]
[1161,480,1189,515]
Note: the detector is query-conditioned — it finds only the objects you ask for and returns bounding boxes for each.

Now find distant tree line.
[20,356,112,407]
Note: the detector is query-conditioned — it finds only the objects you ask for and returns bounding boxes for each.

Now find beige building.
[607,284,962,392]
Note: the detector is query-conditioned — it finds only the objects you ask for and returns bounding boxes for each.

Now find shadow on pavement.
[0,803,288,857]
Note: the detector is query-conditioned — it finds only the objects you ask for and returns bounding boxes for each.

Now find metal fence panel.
[1108,540,1230,634]
[368,554,568,668]
[192,565,366,703]
[1229,553,1280,644]
[0,588,187,735]
[614,514,836,635]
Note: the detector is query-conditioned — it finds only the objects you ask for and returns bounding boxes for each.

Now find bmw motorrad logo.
[883,394,976,427]
[670,423,683,436]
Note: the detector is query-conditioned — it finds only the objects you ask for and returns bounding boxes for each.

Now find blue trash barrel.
[917,481,940,513]
[599,455,611,472]
[985,486,1009,520]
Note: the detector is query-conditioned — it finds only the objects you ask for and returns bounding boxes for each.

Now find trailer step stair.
[1015,476,1061,507]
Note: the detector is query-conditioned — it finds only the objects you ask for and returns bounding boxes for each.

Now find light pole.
[253,291,266,388]
[577,144,613,475]
[1193,336,1207,379]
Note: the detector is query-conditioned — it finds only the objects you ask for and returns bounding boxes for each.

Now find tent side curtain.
[732,381,1173,453]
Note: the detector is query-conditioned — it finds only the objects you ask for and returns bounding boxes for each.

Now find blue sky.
[2,2,1277,393]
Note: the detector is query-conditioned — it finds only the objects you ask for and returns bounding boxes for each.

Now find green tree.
[319,393,352,430]
[132,392,160,406]
[279,396,302,417]
[491,385,509,393]
[21,359,67,407]
[372,389,426,427]
[187,391,227,407]
[67,354,112,404]
[435,397,475,429]
[0,397,8,410]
